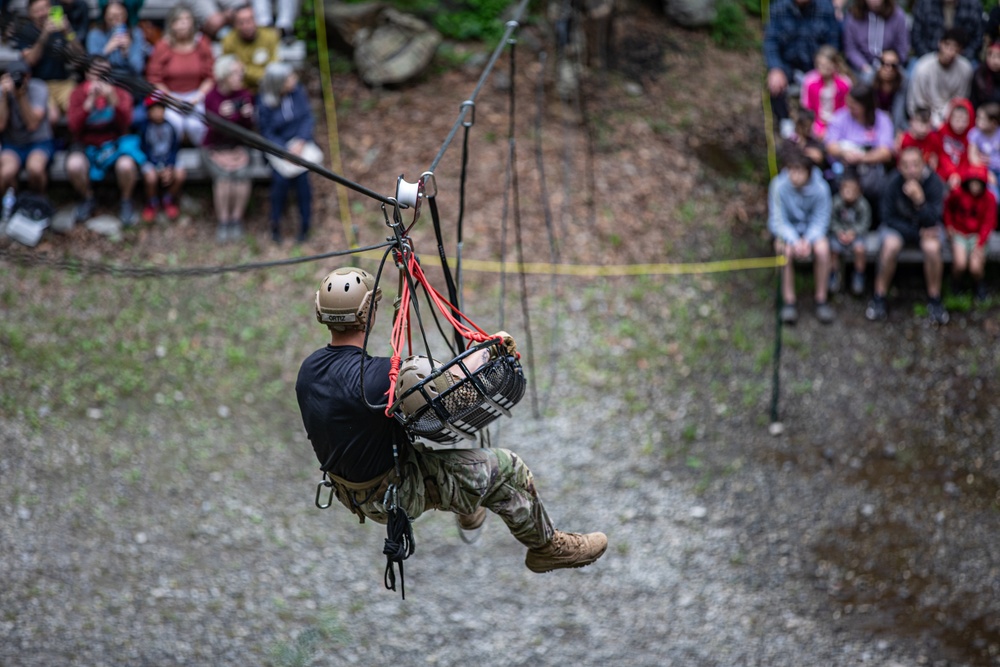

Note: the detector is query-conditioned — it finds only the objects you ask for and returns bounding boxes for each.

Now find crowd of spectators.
[0,0,315,244]
[765,0,1000,326]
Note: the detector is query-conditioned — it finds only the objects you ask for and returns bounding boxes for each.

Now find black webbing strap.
[382,440,415,599]
[427,194,464,353]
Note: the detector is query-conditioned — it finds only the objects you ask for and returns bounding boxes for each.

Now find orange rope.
[384,250,499,416]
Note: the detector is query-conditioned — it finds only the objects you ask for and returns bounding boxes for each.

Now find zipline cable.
[0,240,395,278]
[103,69,397,207]
[426,6,531,174]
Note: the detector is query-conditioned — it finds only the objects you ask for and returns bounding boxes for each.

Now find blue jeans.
[270,169,311,239]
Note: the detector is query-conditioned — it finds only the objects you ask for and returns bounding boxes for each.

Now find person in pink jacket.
[800,46,852,139]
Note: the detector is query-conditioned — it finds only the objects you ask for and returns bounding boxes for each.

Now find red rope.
[384,250,498,416]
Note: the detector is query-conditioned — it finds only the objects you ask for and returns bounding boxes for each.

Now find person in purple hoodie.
[842,0,910,84]
[257,61,315,244]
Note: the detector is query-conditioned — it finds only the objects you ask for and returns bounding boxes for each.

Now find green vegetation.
[711,0,758,51]
[269,610,349,667]
[0,260,310,443]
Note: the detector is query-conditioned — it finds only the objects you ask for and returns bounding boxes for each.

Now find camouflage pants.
[331,447,554,549]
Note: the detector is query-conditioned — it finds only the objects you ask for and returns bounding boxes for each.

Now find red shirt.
[932,98,975,184]
[900,131,943,168]
[203,86,254,148]
[67,82,133,147]
[146,36,215,94]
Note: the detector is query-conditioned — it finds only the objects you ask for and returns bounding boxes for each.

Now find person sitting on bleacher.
[824,83,895,208]
[762,0,840,130]
[66,55,144,226]
[898,107,942,173]
[0,60,54,207]
[258,60,314,243]
[59,0,91,35]
[221,4,277,93]
[827,168,872,297]
[907,28,973,129]
[139,95,185,222]
[188,0,245,39]
[971,42,1000,111]
[86,1,150,126]
[931,97,973,191]
[202,54,254,243]
[768,145,835,325]
[14,0,85,126]
[86,2,148,83]
[251,0,299,44]
[146,4,214,146]
[943,164,996,301]
[97,0,144,27]
[866,146,948,324]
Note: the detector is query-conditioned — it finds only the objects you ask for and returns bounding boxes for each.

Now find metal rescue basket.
[389,338,526,446]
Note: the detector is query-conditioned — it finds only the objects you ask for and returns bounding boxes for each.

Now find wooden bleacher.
[861,230,1000,264]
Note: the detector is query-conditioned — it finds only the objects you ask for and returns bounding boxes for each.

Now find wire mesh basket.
[391,340,526,446]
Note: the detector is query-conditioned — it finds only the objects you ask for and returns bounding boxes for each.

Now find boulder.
[664,0,717,28]
[354,8,442,86]
[324,0,386,49]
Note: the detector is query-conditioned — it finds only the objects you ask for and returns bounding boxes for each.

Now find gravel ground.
[3,8,999,665]
[3,271,998,667]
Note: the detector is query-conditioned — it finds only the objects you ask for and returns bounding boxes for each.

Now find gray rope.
[0,241,395,278]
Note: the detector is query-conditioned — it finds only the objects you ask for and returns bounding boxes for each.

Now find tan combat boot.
[524,530,608,573]
[457,506,487,530]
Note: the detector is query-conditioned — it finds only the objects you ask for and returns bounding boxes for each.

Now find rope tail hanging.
[760,0,784,434]
[533,50,563,416]
[504,32,540,419]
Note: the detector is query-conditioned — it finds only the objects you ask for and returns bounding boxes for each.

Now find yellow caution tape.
[347,249,786,275]
[314,0,357,248]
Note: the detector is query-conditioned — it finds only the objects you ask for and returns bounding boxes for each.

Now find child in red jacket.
[898,107,942,173]
[944,164,997,300]
[933,98,974,190]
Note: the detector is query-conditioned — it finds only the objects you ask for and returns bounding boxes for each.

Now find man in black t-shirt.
[296,267,608,574]
[14,0,86,125]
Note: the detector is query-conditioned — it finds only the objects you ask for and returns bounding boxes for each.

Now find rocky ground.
[2,4,999,667]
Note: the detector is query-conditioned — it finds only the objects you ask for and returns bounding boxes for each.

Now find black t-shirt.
[295,345,408,482]
[13,1,88,81]
[14,25,67,81]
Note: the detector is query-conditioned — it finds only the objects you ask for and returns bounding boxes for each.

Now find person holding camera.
[0,61,54,208]
[14,0,86,126]
[66,56,144,226]
[87,1,150,127]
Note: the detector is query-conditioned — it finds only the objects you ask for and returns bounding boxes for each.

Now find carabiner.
[420,171,438,199]
[460,100,475,128]
[315,477,334,509]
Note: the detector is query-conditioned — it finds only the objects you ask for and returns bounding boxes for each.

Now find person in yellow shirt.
[221,4,279,92]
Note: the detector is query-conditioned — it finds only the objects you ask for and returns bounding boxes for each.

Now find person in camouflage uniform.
[296,267,608,573]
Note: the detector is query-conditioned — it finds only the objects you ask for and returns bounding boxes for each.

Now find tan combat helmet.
[315,267,383,331]
[395,355,456,417]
